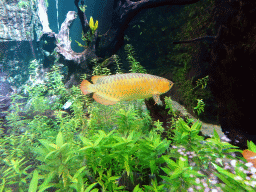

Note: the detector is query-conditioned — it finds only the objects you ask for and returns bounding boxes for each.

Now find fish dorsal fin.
[91,75,106,84]
[93,93,117,105]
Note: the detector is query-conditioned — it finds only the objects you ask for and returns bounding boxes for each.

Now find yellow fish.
[80,73,174,105]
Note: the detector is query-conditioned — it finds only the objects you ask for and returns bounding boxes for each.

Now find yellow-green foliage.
[18,0,29,9]
[79,4,87,12]
[76,16,98,48]
[89,16,98,33]
[86,100,152,137]
[125,44,147,74]
[163,0,214,115]
[126,0,215,120]
[1,43,256,192]
[91,58,112,76]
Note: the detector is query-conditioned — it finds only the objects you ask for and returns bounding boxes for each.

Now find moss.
[126,0,216,122]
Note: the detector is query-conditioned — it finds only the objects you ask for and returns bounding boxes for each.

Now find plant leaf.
[89,17,94,30]
[94,20,98,31]
[84,182,98,192]
[0,178,6,192]
[248,141,256,153]
[73,166,87,180]
[191,120,202,131]
[162,155,178,169]
[169,168,184,179]
[178,118,190,132]
[213,129,220,141]
[28,170,38,192]
[56,132,63,148]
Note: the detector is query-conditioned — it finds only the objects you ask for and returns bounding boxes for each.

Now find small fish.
[80,73,174,105]
[242,149,256,168]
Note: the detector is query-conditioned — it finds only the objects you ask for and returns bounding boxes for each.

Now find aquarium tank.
[1,0,256,191]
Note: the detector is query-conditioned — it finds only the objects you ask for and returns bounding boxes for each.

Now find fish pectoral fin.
[93,93,118,105]
[153,94,163,106]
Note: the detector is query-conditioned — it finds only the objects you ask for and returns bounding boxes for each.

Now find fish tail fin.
[80,80,92,95]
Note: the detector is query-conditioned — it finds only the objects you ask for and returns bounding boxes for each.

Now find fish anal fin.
[91,75,106,84]
[93,93,117,105]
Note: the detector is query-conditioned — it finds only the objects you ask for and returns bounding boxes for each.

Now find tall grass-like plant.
[0,157,31,191]
[79,128,171,190]
[194,99,205,116]
[0,130,39,191]
[2,45,256,192]
[115,105,145,136]
[35,132,80,190]
[27,132,101,192]
[113,54,124,74]
[125,44,147,74]
[91,58,112,76]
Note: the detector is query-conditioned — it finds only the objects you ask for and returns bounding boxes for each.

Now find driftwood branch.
[39,0,203,70]
[38,0,98,69]
[55,11,98,68]
[172,24,226,44]
[95,0,201,57]
[172,36,217,44]
[74,0,90,34]
[37,0,52,33]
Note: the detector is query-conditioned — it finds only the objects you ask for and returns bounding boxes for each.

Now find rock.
[209,0,256,148]
[0,0,42,41]
[0,80,13,118]
[0,0,43,88]
[171,100,224,137]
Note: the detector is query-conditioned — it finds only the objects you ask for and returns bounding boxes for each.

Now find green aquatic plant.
[1,36,256,191]
[247,140,256,152]
[18,0,29,9]
[76,16,98,48]
[0,131,38,191]
[212,138,256,191]
[115,105,145,136]
[79,4,87,12]
[194,99,205,116]
[125,44,147,74]
[89,16,98,34]
[132,20,145,36]
[35,132,79,189]
[91,58,112,76]
[195,75,209,89]
[113,54,124,74]
[1,94,256,191]
[44,0,48,7]
[161,155,205,191]
[76,31,92,48]
[212,162,256,192]
[0,157,31,191]
[23,62,68,114]
[79,128,170,190]
[172,118,204,149]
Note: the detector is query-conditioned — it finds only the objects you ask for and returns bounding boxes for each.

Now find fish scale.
[80,73,174,105]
